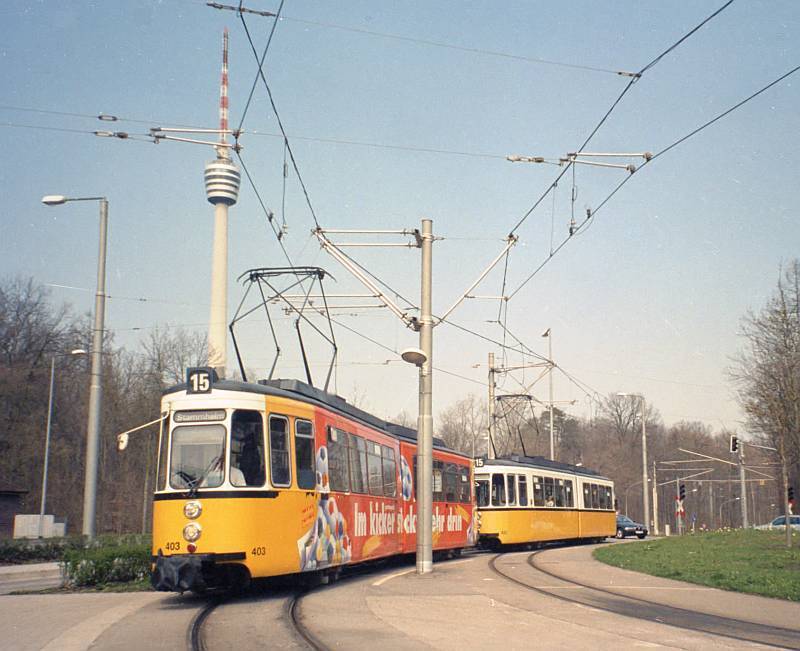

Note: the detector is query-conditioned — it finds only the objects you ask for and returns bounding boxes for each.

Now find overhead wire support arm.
[314,228,419,329]
[318,228,419,235]
[206,2,276,17]
[438,235,518,323]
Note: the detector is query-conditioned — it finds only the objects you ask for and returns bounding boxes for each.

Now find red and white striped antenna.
[217,27,230,159]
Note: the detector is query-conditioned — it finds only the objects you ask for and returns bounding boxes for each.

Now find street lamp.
[617,392,649,533]
[719,496,741,527]
[623,480,643,517]
[42,194,109,539]
[541,328,555,461]
[39,349,87,538]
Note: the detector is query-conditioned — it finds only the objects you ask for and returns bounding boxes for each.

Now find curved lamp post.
[42,195,108,539]
[617,392,649,532]
[39,349,87,537]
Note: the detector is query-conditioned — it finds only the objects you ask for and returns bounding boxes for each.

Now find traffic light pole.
[651,460,659,536]
[675,477,683,535]
[738,446,748,528]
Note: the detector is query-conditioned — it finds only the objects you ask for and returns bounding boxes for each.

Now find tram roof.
[163,377,462,456]
[475,454,609,480]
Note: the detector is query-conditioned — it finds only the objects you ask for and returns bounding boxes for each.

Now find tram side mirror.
[117,433,129,451]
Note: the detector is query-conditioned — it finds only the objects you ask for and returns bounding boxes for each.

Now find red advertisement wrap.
[296,407,473,572]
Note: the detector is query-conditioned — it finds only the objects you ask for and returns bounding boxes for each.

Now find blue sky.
[2,1,799,432]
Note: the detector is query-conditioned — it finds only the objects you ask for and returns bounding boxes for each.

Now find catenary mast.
[205,27,240,377]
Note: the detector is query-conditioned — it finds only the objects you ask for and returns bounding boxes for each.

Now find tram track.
[187,587,328,651]
[489,550,800,650]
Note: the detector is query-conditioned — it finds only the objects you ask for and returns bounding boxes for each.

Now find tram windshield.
[476,478,489,507]
[170,424,226,489]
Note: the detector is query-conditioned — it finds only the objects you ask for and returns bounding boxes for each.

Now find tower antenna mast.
[205,27,241,376]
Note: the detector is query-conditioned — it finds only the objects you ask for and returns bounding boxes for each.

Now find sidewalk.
[298,543,800,650]
[0,562,63,594]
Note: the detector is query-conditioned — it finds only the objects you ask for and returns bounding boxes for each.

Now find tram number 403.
[251,546,266,556]
[187,367,215,394]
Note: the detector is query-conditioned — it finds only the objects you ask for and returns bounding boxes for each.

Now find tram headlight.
[183,522,202,543]
[183,501,202,519]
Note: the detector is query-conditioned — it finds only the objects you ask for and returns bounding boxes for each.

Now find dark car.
[616,515,648,539]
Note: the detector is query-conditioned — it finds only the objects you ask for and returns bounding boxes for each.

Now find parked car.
[754,515,800,531]
[616,515,648,539]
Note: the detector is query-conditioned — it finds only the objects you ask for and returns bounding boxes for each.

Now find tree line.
[1,262,797,536]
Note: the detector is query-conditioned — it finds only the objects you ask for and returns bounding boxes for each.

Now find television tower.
[204,28,240,377]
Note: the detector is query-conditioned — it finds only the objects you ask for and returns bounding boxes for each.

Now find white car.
[754,515,800,531]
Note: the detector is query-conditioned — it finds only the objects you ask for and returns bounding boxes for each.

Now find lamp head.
[400,347,427,367]
[41,195,68,206]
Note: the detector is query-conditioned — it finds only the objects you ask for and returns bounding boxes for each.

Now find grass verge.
[594,529,800,601]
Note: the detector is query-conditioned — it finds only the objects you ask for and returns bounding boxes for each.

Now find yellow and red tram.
[474,455,616,548]
[151,369,474,592]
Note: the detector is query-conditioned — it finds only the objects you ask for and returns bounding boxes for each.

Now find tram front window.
[170,424,226,489]
[476,479,489,507]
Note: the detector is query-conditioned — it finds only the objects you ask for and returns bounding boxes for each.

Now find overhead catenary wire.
[507,60,800,299]
[236,0,285,132]
[278,15,637,78]
[506,0,735,237]
[237,7,321,230]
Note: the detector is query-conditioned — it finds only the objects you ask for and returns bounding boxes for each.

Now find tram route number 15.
[187,367,215,394]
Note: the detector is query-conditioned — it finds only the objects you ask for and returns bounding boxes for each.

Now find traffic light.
[789,487,796,503]
[729,435,739,453]
[679,483,686,501]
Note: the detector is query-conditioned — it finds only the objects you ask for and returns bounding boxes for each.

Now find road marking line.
[42,597,160,651]
[371,568,415,587]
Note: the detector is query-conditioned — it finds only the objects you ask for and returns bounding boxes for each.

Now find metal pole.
[487,352,495,459]
[82,198,107,539]
[548,332,554,461]
[640,397,650,534]
[676,477,682,535]
[39,357,56,538]
[709,484,714,529]
[416,218,433,575]
[652,460,659,536]
[738,445,748,528]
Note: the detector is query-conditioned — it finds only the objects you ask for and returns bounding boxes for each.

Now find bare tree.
[729,260,800,547]
[437,394,486,456]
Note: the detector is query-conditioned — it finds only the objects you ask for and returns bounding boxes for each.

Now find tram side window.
[598,484,607,510]
[518,474,528,506]
[349,435,367,494]
[605,486,614,511]
[231,410,266,487]
[460,467,471,503]
[555,478,566,507]
[381,446,397,497]
[433,460,444,502]
[295,419,315,489]
[476,478,489,507]
[367,442,383,496]
[268,416,290,487]
[532,476,544,506]
[564,480,574,507]
[157,414,170,491]
[328,427,351,492]
[491,473,506,506]
[544,477,556,507]
[444,463,458,502]
[591,483,600,509]
[507,474,516,506]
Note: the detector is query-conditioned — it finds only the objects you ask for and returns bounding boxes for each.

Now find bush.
[63,539,151,587]
[0,537,85,564]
